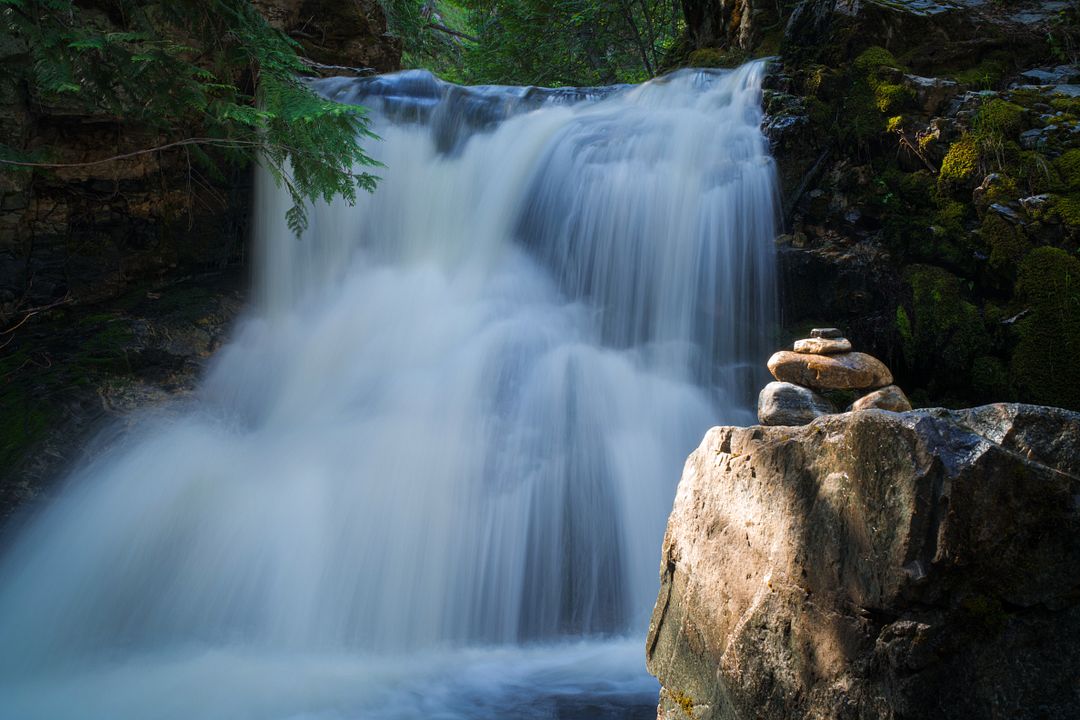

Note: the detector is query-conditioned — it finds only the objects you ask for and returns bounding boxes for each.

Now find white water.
[0,64,777,718]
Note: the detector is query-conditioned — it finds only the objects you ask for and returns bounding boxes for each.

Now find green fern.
[1,0,381,235]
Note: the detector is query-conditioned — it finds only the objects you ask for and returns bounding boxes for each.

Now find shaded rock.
[1020,65,1080,85]
[851,384,912,412]
[989,202,1022,223]
[252,0,400,73]
[793,336,852,354]
[810,327,843,338]
[902,74,960,115]
[757,381,836,425]
[647,404,1080,720]
[768,350,892,390]
[1020,194,1052,212]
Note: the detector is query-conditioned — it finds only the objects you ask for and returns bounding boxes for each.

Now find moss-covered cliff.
[757,0,1080,411]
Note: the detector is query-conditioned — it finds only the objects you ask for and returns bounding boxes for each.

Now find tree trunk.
[680,0,757,51]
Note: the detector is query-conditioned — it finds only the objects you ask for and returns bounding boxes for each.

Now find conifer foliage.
[0,0,380,234]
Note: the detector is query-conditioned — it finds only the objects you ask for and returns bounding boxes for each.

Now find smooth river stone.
[851,385,912,412]
[757,381,836,426]
[793,337,852,355]
[767,351,893,391]
[810,328,843,339]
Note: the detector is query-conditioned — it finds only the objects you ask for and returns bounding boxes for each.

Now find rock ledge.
[647,403,1080,720]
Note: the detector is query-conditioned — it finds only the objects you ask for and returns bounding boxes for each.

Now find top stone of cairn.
[810,328,843,339]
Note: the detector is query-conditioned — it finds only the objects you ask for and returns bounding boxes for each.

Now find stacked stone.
[757,328,911,426]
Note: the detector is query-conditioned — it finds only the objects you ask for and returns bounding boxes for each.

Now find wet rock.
[757,381,836,425]
[792,336,851,354]
[767,350,893,390]
[647,404,1080,720]
[851,384,912,412]
[810,327,843,338]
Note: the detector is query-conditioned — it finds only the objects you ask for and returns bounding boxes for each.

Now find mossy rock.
[1017,151,1064,195]
[973,99,1025,138]
[939,133,981,191]
[1010,247,1080,410]
[1051,194,1080,226]
[971,355,1009,400]
[875,83,914,114]
[948,55,1009,89]
[981,212,1030,275]
[1055,148,1080,190]
[853,46,901,74]
[898,264,992,396]
[686,47,745,69]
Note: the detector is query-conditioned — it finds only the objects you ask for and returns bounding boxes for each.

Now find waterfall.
[0,63,777,718]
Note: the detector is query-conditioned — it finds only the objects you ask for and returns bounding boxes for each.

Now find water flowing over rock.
[647,403,1080,720]
[0,65,779,717]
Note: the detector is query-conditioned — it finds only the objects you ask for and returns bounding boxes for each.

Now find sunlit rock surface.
[647,403,1080,720]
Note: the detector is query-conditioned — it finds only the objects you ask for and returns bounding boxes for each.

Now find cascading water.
[0,63,777,718]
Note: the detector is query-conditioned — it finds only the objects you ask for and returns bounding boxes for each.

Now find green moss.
[1055,148,1080,190]
[951,58,1008,89]
[853,46,899,74]
[686,47,746,68]
[973,99,1025,138]
[939,134,980,189]
[896,305,913,345]
[899,265,992,395]
[971,355,1009,400]
[981,213,1030,273]
[1010,247,1080,410]
[1017,151,1064,194]
[1052,194,1080,225]
[1050,96,1080,115]
[875,83,913,113]
[936,199,968,226]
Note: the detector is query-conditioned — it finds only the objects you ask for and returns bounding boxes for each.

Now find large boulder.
[646,404,1080,720]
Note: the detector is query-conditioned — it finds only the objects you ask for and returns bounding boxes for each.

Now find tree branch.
[427,22,478,43]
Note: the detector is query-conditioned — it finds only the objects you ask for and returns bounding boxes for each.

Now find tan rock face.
[767,350,892,390]
[851,384,912,412]
[646,404,1080,720]
[792,336,851,354]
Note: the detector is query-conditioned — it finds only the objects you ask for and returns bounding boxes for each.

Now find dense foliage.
[0,0,380,234]
[382,0,686,85]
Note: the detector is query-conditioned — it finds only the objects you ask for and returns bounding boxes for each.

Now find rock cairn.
[757,328,911,426]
